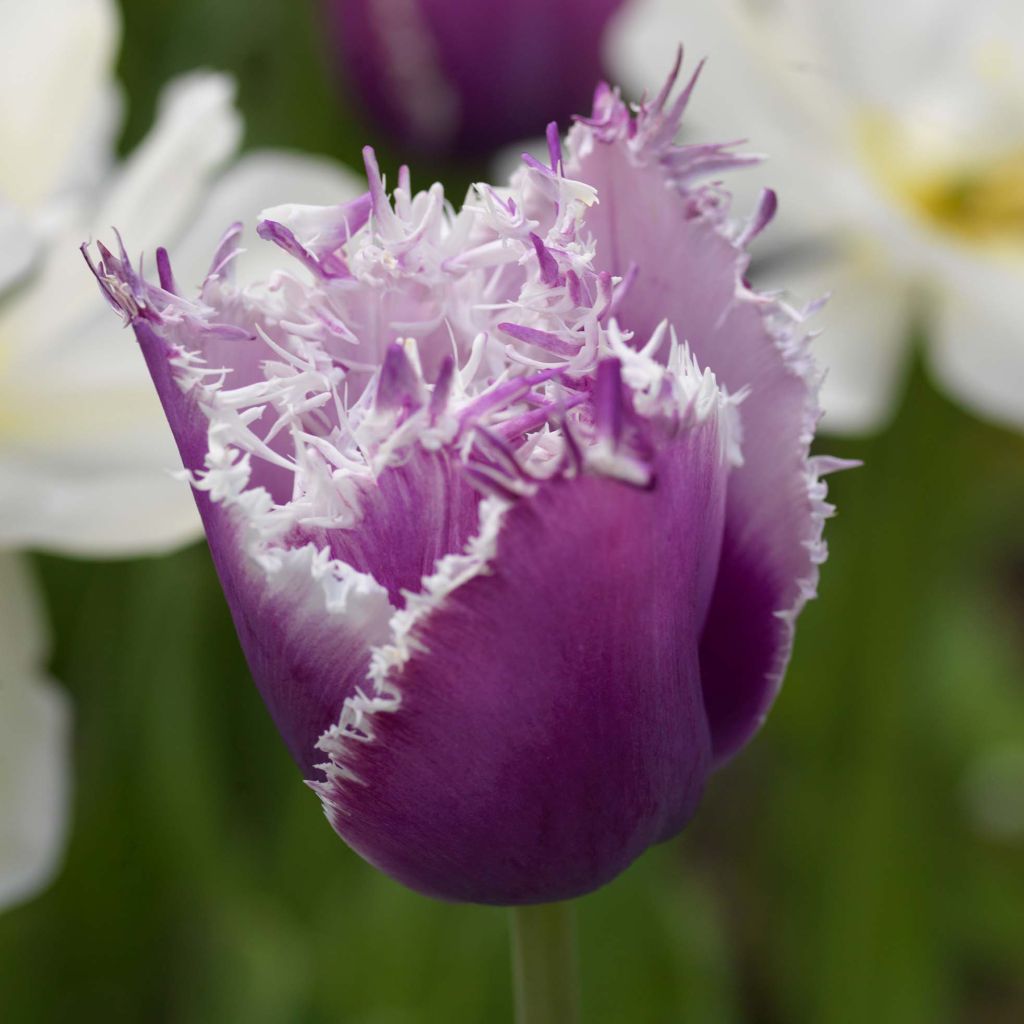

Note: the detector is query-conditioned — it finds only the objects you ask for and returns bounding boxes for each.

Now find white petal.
[0,200,36,293]
[784,0,1024,125]
[609,0,775,140]
[169,150,368,291]
[43,83,125,224]
[0,0,120,209]
[95,71,243,252]
[778,0,949,106]
[0,265,202,555]
[929,262,1024,431]
[606,0,844,248]
[0,461,198,557]
[758,249,914,435]
[0,74,241,558]
[0,553,71,910]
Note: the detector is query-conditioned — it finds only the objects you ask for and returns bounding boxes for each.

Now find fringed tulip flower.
[86,58,839,904]
[322,0,624,155]
[613,0,1024,433]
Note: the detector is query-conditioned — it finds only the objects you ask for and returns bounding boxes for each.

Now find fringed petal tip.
[83,50,840,903]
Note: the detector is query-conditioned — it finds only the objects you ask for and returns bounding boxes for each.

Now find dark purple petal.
[322,0,626,155]
[315,420,728,904]
[375,342,426,414]
[290,448,482,608]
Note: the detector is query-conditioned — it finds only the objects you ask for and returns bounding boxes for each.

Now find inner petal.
[287,448,482,607]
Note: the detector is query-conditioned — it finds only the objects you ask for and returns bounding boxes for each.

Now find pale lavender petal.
[256,193,371,280]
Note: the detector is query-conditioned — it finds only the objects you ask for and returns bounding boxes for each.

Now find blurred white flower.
[0,0,365,554]
[0,553,69,910]
[0,0,363,908]
[611,0,1024,433]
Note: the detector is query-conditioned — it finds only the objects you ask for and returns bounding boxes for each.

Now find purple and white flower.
[86,58,840,904]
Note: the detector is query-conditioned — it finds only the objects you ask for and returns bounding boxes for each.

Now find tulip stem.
[509,902,580,1024]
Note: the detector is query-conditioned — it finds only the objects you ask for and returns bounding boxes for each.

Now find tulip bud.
[322,0,626,155]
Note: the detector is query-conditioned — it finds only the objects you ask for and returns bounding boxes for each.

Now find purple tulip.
[85,56,839,905]
[322,0,626,154]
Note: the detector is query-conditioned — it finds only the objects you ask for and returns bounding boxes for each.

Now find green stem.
[509,903,580,1024]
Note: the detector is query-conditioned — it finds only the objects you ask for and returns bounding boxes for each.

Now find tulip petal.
[315,416,728,904]
[607,0,831,251]
[0,460,198,557]
[779,0,1024,119]
[168,151,369,293]
[85,55,835,903]
[294,451,482,607]
[0,256,200,553]
[565,74,830,762]
[96,72,242,254]
[129,317,393,775]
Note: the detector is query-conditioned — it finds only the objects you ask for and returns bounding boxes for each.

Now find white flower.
[0,0,364,909]
[0,553,70,910]
[611,0,1024,433]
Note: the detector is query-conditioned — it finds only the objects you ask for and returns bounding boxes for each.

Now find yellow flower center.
[860,117,1024,249]
[915,151,1024,242]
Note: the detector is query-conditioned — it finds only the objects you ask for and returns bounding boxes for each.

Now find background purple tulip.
[85,58,838,905]
[322,0,626,155]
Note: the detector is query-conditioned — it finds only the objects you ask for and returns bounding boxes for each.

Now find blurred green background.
[2,2,1023,1021]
